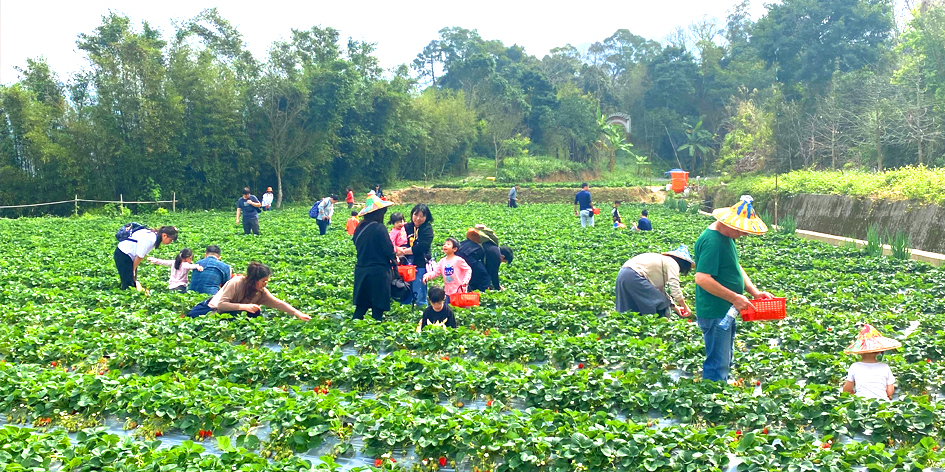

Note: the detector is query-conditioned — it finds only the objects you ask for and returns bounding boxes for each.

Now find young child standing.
[416,286,457,332]
[422,237,472,299]
[147,248,204,293]
[842,324,900,400]
[346,211,360,236]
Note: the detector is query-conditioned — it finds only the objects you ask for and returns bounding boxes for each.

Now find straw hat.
[844,324,902,354]
[358,195,394,216]
[712,195,768,235]
[474,224,499,245]
[662,244,694,265]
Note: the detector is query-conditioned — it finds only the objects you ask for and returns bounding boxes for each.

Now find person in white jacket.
[261,187,274,210]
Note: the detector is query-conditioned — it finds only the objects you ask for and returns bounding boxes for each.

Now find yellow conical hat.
[844,324,902,354]
[712,195,768,235]
[358,195,394,216]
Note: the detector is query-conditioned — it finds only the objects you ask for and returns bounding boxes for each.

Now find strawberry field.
[1,203,944,471]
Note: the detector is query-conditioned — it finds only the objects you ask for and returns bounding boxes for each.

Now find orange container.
[740,297,786,322]
[592,208,601,215]
[397,265,416,282]
[450,292,480,308]
[670,171,689,193]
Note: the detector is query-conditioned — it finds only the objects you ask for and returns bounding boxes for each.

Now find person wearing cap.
[236,187,262,235]
[694,195,774,382]
[261,187,274,211]
[842,324,899,400]
[313,194,338,236]
[352,195,397,321]
[616,245,693,318]
[477,225,513,291]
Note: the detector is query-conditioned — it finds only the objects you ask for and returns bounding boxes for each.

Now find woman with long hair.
[396,204,434,306]
[114,225,178,292]
[352,196,397,320]
[186,261,310,320]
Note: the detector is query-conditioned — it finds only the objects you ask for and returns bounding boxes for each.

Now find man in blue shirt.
[236,187,262,235]
[508,185,518,208]
[574,183,594,227]
[189,246,232,295]
[638,209,653,231]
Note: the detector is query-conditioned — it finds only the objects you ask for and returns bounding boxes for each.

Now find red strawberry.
[374,458,383,467]
[826,327,832,331]
[439,456,447,466]
[390,458,396,463]
[155,431,163,437]
[578,363,584,369]
[762,427,768,434]
[484,330,490,336]
[487,400,493,407]
[927,359,932,363]
[51,362,57,367]
[687,318,693,323]
[735,430,742,437]
[755,380,761,386]
[442,356,449,361]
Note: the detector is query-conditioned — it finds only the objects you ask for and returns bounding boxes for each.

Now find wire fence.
[0,193,178,215]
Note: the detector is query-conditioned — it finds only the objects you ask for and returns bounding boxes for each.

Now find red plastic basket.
[740,297,786,322]
[450,292,480,308]
[396,265,416,282]
[592,208,601,215]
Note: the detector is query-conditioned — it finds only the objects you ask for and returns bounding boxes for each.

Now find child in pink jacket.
[146,248,203,292]
[422,237,472,298]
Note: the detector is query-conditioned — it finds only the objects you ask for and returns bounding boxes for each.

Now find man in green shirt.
[694,195,773,382]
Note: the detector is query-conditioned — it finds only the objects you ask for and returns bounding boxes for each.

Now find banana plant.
[677,119,715,174]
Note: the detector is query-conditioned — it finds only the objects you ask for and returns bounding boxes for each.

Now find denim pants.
[697,315,737,382]
[316,218,330,235]
[405,266,428,307]
[580,209,595,227]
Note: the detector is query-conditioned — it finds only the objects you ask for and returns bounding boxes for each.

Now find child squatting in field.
[842,324,899,401]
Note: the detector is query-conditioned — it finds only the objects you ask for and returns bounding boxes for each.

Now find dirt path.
[387,187,666,205]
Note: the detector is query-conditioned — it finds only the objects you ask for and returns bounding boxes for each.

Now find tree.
[752,0,895,91]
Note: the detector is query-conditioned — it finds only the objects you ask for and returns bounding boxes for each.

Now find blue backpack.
[115,222,149,242]
[309,200,320,219]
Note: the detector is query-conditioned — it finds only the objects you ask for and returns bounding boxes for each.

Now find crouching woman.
[187,261,310,321]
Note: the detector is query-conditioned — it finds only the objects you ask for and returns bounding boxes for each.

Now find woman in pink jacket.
[422,237,472,301]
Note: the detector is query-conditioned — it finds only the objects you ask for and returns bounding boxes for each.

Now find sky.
[0,0,773,84]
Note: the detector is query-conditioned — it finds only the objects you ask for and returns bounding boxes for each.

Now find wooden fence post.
[172,192,176,212]
[74,195,78,217]
[120,194,124,214]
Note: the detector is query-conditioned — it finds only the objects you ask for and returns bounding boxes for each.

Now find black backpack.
[115,222,149,242]
[390,268,413,304]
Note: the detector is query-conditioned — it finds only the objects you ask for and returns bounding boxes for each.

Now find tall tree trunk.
[918,140,923,166]
[875,112,883,172]
[690,151,697,174]
[276,171,283,209]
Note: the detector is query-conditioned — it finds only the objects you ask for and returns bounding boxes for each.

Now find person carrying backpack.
[114,223,178,292]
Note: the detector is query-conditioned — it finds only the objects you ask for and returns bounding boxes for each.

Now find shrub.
[889,230,912,261]
[496,156,583,183]
[777,215,796,235]
[865,225,884,257]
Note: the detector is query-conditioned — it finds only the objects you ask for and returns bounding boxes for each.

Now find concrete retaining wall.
[770,194,945,255]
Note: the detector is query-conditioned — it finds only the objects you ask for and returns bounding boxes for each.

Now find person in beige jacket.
[615,245,693,318]
[186,261,310,321]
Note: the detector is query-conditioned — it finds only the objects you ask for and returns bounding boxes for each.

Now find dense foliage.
[0,204,943,471]
[718,166,945,206]
[5,1,945,212]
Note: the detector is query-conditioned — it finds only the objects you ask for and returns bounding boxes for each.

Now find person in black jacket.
[482,240,513,291]
[396,204,434,306]
[457,229,491,292]
[352,196,397,321]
